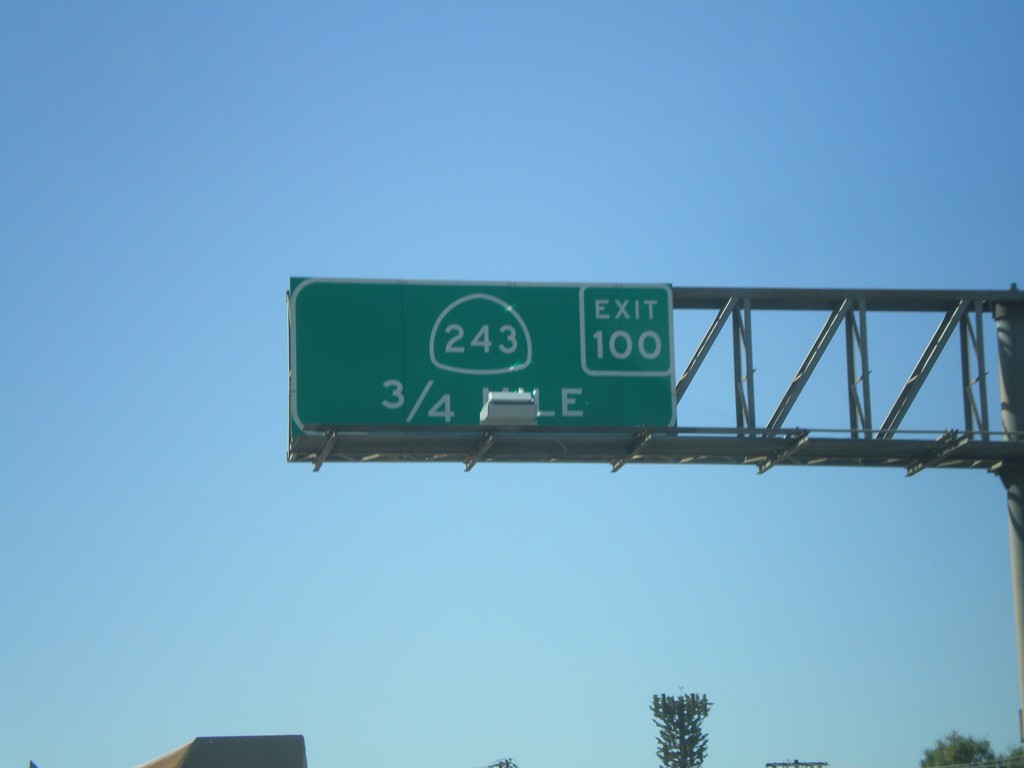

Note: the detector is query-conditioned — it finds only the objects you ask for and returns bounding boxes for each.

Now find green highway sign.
[288,279,676,433]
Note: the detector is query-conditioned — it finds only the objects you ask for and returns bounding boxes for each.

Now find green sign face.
[289,279,676,432]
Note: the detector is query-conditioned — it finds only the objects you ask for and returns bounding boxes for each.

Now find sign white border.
[289,278,677,432]
[578,285,675,377]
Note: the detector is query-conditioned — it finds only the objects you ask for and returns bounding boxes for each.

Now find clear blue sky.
[2,3,1022,768]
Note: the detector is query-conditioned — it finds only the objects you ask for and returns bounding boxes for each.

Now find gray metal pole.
[995,288,1024,740]
[1007,473,1024,741]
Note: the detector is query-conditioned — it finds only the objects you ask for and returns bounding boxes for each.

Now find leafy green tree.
[920,731,995,767]
[999,745,1024,768]
[651,689,713,768]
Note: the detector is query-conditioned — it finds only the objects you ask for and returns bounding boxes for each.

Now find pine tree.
[651,689,713,768]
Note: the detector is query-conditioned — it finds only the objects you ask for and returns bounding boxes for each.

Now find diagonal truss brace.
[676,297,738,402]
[763,300,853,437]
[674,296,760,438]
[877,300,969,439]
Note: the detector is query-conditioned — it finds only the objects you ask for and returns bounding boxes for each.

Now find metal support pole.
[995,289,1024,739]
[1006,471,1024,742]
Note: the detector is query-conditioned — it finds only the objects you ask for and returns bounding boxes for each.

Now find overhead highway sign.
[288,279,676,437]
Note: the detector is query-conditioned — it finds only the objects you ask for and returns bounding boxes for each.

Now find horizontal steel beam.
[289,427,1024,473]
[672,286,1023,312]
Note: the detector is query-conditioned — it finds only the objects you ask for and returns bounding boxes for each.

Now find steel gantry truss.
[290,286,1024,475]
[664,286,1020,474]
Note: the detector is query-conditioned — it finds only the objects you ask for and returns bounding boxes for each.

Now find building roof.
[136,736,307,768]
